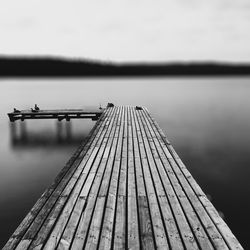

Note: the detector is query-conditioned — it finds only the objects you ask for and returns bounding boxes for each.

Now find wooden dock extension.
[8,109,103,122]
[4,106,243,249]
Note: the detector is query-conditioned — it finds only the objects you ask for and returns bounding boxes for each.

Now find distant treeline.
[1,57,250,77]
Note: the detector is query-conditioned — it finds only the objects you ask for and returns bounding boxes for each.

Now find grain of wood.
[127,107,140,250]
[113,107,128,249]
[133,108,169,250]
[131,108,155,250]
[98,107,125,249]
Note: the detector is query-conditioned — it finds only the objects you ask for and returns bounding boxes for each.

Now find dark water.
[0,78,250,248]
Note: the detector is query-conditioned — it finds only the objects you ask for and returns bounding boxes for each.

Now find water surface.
[0,78,250,248]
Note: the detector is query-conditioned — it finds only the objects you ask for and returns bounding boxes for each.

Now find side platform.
[4,106,243,249]
[8,109,103,122]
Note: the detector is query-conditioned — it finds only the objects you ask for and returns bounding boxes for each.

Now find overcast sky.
[0,0,250,62]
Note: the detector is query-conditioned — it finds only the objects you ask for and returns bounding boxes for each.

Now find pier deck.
[4,106,243,249]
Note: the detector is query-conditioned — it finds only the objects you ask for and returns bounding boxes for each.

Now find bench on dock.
[8,109,103,122]
[4,106,243,249]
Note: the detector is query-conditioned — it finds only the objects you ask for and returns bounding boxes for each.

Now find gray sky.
[0,0,250,62]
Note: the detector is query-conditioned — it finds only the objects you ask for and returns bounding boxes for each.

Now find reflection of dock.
[4,106,243,249]
[9,122,86,148]
[8,108,103,122]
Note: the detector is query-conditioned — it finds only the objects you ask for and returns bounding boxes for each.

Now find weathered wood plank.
[133,108,170,250]
[113,107,128,249]
[98,107,125,249]
[127,107,140,250]
[130,108,155,250]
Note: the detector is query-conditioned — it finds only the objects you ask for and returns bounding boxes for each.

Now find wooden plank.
[130,108,155,250]
[133,108,170,249]
[113,107,128,249]
[98,107,125,249]
[8,109,103,115]
[127,107,140,250]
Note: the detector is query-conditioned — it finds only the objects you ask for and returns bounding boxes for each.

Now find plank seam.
[97,106,125,249]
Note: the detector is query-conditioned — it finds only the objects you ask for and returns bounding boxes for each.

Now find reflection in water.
[20,122,27,141]
[56,121,63,142]
[65,122,72,141]
[9,121,85,148]
[9,122,17,143]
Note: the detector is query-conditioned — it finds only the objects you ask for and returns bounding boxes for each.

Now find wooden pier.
[8,109,103,122]
[4,106,243,249]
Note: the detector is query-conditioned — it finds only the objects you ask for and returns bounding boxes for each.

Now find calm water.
[0,78,250,248]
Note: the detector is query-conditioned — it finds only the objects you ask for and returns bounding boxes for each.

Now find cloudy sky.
[0,0,250,62]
